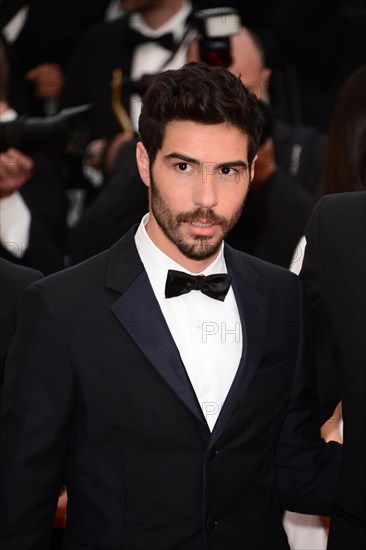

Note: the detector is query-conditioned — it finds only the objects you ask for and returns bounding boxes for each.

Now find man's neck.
[141,0,184,30]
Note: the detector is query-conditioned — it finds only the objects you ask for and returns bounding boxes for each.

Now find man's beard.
[149,172,245,261]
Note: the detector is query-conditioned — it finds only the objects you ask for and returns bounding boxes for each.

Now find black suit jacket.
[0,258,42,399]
[300,192,366,550]
[0,227,341,549]
[60,15,136,140]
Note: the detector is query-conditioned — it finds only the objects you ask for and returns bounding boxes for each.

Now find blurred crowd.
[1,0,365,277]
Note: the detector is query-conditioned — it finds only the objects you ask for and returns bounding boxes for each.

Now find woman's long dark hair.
[323,64,366,194]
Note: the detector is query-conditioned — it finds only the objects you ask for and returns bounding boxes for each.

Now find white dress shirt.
[0,108,31,258]
[135,214,242,431]
[2,5,29,42]
[129,0,193,131]
[289,235,307,275]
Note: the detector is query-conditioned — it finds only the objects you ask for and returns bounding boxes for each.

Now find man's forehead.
[162,119,248,138]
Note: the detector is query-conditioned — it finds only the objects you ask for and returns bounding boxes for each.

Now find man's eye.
[177,163,188,171]
[221,166,236,176]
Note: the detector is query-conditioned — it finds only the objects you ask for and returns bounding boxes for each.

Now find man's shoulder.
[305,193,366,266]
[311,192,366,236]
[318,191,366,214]
[226,245,299,286]
[28,249,109,301]
[0,258,42,296]
[30,226,139,300]
[0,259,43,328]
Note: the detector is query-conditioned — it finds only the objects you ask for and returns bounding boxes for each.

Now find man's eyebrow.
[164,152,200,165]
[165,153,248,170]
[217,160,248,171]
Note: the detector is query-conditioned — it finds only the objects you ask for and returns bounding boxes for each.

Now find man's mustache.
[176,208,227,226]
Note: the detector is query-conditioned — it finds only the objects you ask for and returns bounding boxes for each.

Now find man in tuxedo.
[300,192,366,550]
[0,62,341,549]
[61,0,194,139]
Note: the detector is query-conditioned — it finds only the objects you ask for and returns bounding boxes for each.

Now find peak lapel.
[106,230,206,427]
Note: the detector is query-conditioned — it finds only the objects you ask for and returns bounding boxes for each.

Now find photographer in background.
[188,25,328,201]
[224,99,313,268]
[0,37,66,274]
[60,0,198,198]
[0,0,113,117]
[60,1,240,187]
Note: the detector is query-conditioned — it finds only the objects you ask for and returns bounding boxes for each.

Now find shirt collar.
[135,213,227,299]
[0,107,18,122]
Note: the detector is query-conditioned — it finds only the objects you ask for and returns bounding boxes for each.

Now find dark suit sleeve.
[0,283,75,548]
[275,277,341,515]
[300,199,341,423]
[0,259,43,397]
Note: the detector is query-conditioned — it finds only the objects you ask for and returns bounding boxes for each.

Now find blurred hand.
[84,133,134,175]
[104,132,134,174]
[84,139,108,170]
[0,148,34,198]
[25,63,64,99]
[54,489,67,529]
[319,402,343,532]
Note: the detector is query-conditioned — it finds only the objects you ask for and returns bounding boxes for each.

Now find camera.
[129,3,241,96]
[190,5,241,67]
[0,104,91,154]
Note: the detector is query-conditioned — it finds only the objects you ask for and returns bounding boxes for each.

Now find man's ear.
[136,142,151,187]
[262,68,271,91]
[250,154,258,182]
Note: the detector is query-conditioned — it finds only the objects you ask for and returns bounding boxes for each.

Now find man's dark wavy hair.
[138,62,263,167]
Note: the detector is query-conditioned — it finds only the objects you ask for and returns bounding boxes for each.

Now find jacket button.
[207,446,219,460]
[206,515,218,531]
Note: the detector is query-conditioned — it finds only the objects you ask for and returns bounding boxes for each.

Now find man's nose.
[192,164,218,209]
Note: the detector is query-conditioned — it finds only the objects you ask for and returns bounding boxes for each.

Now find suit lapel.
[106,229,207,428]
[209,246,269,447]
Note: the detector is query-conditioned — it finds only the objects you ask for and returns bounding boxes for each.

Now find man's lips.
[190,220,216,228]
[186,219,219,236]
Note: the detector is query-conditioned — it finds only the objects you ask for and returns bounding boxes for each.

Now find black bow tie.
[124,27,175,51]
[165,270,231,302]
